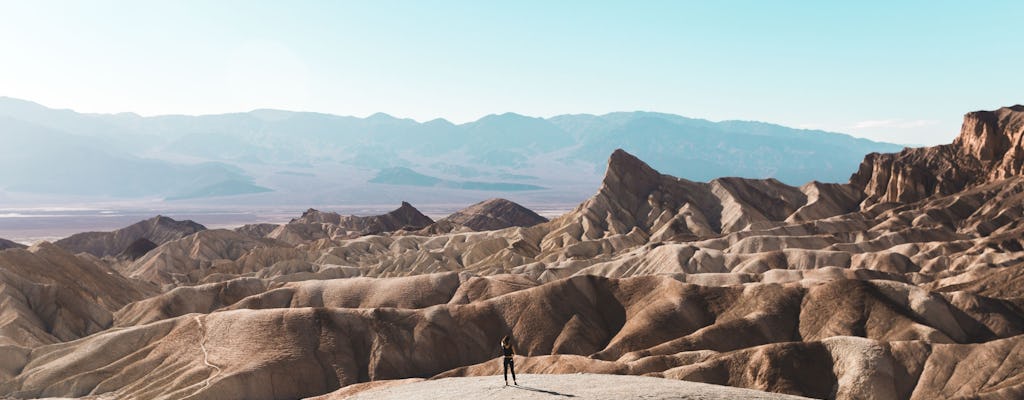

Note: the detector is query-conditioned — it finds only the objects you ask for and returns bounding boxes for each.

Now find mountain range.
[0,97,902,205]
[1,104,1022,399]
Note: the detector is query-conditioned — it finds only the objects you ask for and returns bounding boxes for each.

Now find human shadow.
[510,385,577,397]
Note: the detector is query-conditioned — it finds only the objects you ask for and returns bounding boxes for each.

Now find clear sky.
[1,0,1021,145]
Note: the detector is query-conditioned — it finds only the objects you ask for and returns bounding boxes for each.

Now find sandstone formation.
[266,202,434,244]
[7,274,1024,399]
[3,106,1024,399]
[54,215,206,257]
[437,198,548,231]
[234,223,280,239]
[851,105,1024,208]
[122,229,289,287]
[0,242,156,382]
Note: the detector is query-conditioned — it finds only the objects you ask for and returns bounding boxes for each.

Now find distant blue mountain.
[370,167,545,191]
[550,112,904,183]
[0,96,904,204]
[0,115,269,199]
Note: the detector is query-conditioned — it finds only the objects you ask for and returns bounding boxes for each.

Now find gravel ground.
[345,374,813,399]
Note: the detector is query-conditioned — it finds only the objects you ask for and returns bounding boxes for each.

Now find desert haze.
[0,96,901,209]
[0,105,1022,399]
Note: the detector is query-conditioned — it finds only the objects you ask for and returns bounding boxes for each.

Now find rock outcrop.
[267,202,434,244]
[535,149,859,254]
[438,198,548,231]
[54,215,206,257]
[851,105,1024,208]
[293,201,434,233]
[0,237,25,250]
[956,105,1024,180]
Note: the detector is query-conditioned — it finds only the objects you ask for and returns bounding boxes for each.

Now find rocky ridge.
[851,105,1024,208]
[2,106,1024,399]
[0,242,156,382]
[54,215,206,258]
[265,202,434,245]
[437,198,548,231]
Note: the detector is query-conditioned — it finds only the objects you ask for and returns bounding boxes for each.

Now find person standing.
[501,335,518,386]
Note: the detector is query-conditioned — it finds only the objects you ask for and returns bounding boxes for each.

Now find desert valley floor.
[2,105,1024,399]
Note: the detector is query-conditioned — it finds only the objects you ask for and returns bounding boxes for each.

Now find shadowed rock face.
[5,106,1024,399]
[439,198,548,231]
[54,215,206,257]
[0,237,26,250]
[117,237,158,260]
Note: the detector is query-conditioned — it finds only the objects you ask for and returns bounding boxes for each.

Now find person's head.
[501,335,511,346]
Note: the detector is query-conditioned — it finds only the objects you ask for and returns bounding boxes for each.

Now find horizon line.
[1,95,896,141]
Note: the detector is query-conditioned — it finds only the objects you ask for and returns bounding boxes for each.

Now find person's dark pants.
[503,357,516,383]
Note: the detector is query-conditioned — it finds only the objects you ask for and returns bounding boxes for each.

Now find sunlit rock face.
[851,105,1024,208]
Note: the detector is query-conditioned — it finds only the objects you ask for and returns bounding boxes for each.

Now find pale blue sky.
[0,0,1021,145]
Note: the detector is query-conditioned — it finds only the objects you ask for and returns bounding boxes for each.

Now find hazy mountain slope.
[555,112,905,184]
[0,97,155,153]
[369,167,546,191]
[0,117,269,199]
[0,97,901,206]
